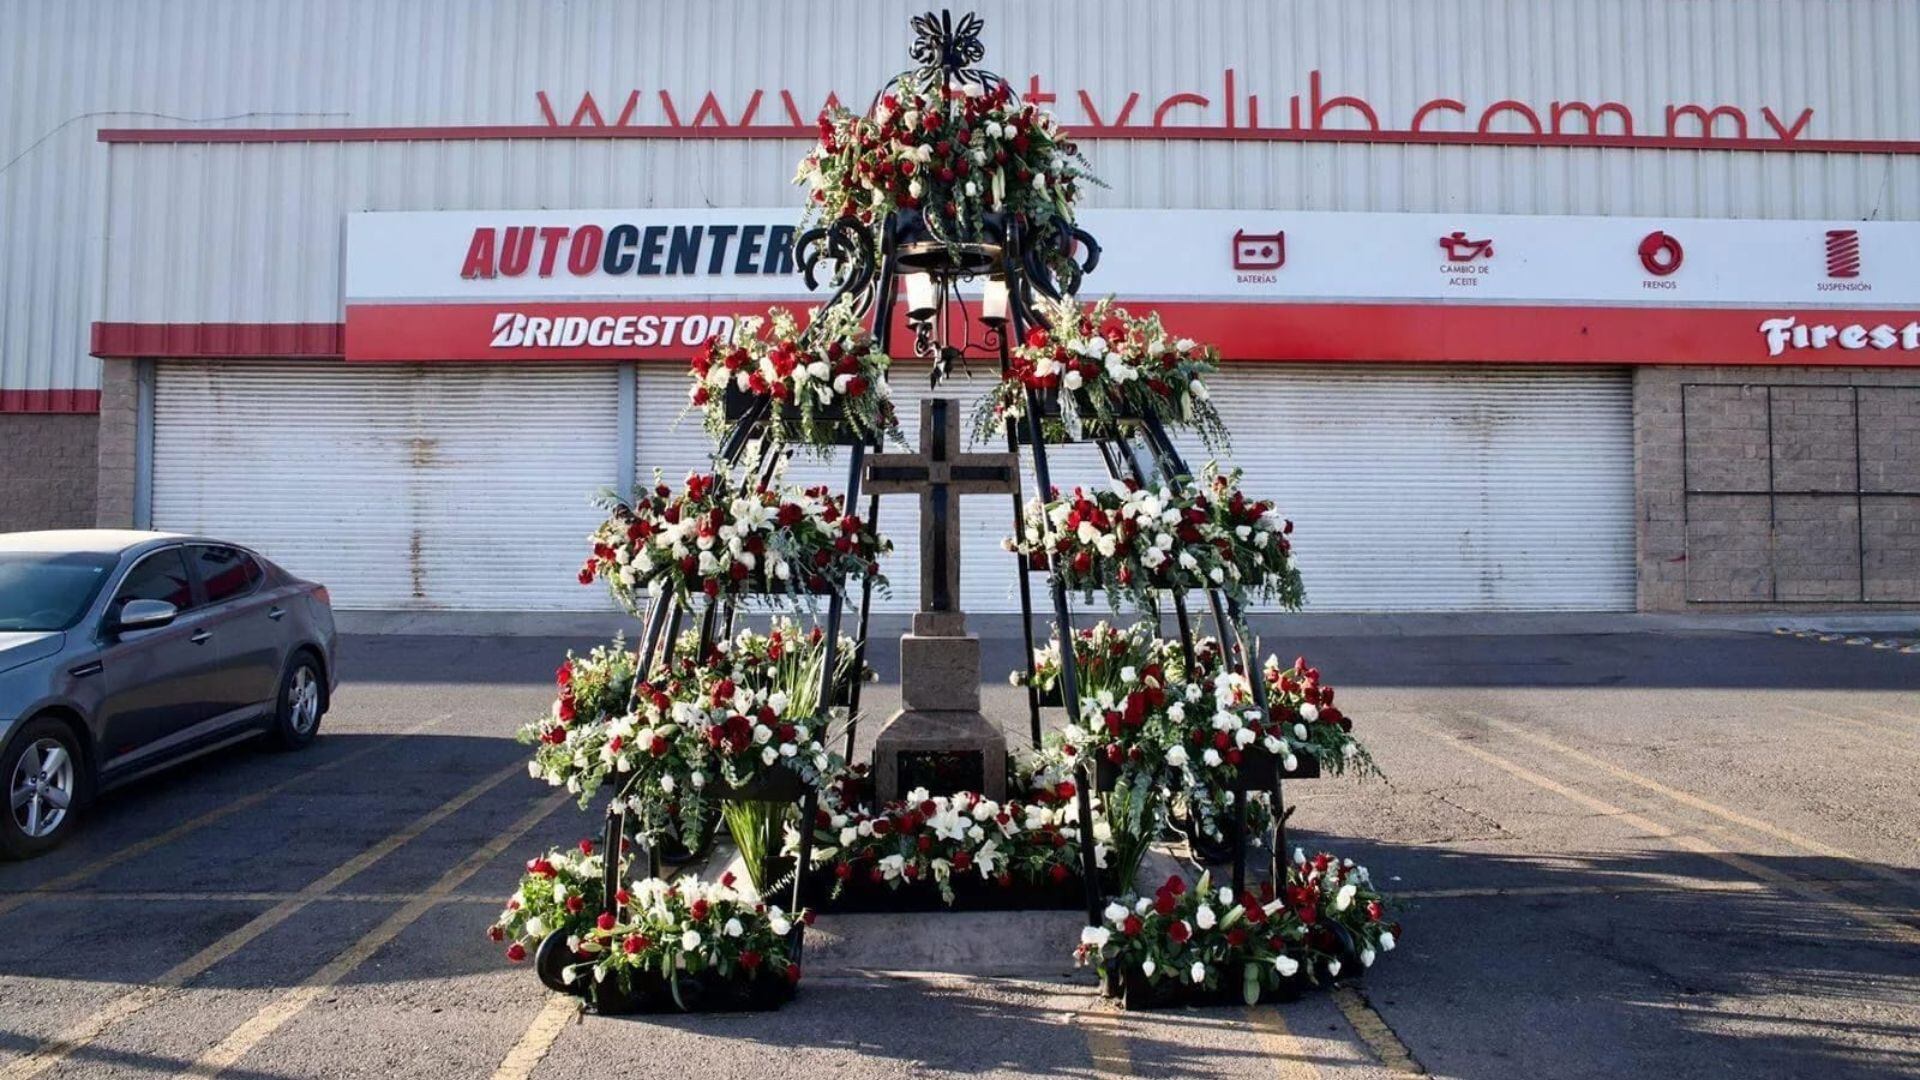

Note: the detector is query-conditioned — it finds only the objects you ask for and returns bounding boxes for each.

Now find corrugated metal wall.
[6,0,1920,391]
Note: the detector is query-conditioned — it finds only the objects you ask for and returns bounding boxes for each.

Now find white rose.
[681,929,702,950]
[1202,748,1222,767]
[1337,884,1357,911]
[1327,958,1342,977]
[1165,745,1190,768]
[1361,947,1376,968]
[1142,957,1156,978]
[770,913,791,936]
[660,774,676,793]
[762,747,779,766]
[1380,931,1396,951]
[1104,902,1130,925]
[1195,905,1217,930]
[1189,961,1206,984]
[525,916,547,938]
[1299,703,1320,723]
[1273,954,1299,977]
[839,827,858,846]
[1062,369,1083,391]
[1294,723,1308,740]
[724,918,744,938]
[1080,926,1111,948]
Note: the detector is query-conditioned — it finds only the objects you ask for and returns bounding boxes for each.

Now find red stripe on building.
[0,389,102,414]
[94,304,1920,368]
[91,321,345,359]
[95,124,1920,157]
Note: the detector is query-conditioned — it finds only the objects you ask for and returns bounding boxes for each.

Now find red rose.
[528,858,556,878]
[1049,864,1070,884]
[1168,920,1192,944]
[623,934,644,954]
[565,894,584,914]
[505,942,526,962]
[952,850,972,871]
[786,963,804,984]
[739,949,762,970]
[834,862,852,880]
[488,925,505,942]
[1122,915,1143,937]
[596,912,616,932]
[690,899,710,920]
[1154,892,1176,916]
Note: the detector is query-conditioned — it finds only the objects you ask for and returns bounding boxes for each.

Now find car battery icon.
[1232,229,1286,270]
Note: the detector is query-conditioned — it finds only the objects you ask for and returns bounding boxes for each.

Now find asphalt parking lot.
[0,625,1915,1080]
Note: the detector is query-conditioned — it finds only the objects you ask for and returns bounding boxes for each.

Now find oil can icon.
[1232,230,1286,271]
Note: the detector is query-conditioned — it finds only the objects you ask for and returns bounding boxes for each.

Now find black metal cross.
[865,397,1018,627]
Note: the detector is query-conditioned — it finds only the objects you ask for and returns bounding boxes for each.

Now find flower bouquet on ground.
[689,298,901,450]
[791,785,1088,911]
[796,77,1095,252]
[1262,655,1379,779]
[559,873,810,1014]
[1007,466,1304,613]
[974,297,1229,450]
[582,465,891,612]
[1073,858,1400,1009]
[490,839,611,968]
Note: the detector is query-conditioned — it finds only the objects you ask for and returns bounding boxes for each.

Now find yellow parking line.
[1405,719,1920,946]
[1244,1004,1323,1079]
[0,713,450,920]
[0,760,524,1080]
[483,853,708,1080]
[1854,703,1920,728]
[1471,714,1920,896]
[0,889,501,904]
[1330,988,1425,1075]
[489,994,580,1080]
[1078,1005,1134,1078]
[1399,880,1770,901]
[1785,704,1920,753]
[181,790,568,1078]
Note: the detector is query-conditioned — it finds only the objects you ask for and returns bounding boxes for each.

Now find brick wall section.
[1636,366,1920,611]
[0,413,98,532]
[94,358,138,528]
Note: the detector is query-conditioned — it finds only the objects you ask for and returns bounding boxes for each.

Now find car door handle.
[190,629,213,644]
[69,660,103,678]
[267,606,286,621]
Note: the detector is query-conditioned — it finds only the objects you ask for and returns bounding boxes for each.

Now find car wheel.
[268,652,326,751]
[2,718,86,859]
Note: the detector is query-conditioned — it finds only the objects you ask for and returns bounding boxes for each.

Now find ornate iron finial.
[909,10,990,89]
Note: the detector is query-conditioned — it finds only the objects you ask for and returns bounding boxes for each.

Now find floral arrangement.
[1073,858,1399,1003]
[688,299,901,449]
[518,643,640,804]
[519,620,856,880]
[795,78,1095,248]
[1009,619,1178,707]
[1263,655,1379,778]
[582,466,891,611]
[795,786,1090,905]
[562,873,809,998]
[1008,467,1304,612]
[974,297,1229,450]
[490,839,610,964]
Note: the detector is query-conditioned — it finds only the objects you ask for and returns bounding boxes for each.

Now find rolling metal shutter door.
[640,363,1633,614]
[1170,365,1636,612]
[152,361,621,611]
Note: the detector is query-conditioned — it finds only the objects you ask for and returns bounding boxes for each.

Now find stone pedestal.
[871,627,1007,805]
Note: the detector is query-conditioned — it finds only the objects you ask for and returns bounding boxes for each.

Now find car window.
[113,549,194,613]
[0,552,117,631]
[192,545,264,606]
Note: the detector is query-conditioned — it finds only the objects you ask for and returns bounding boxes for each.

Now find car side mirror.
[113,599,178,634]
